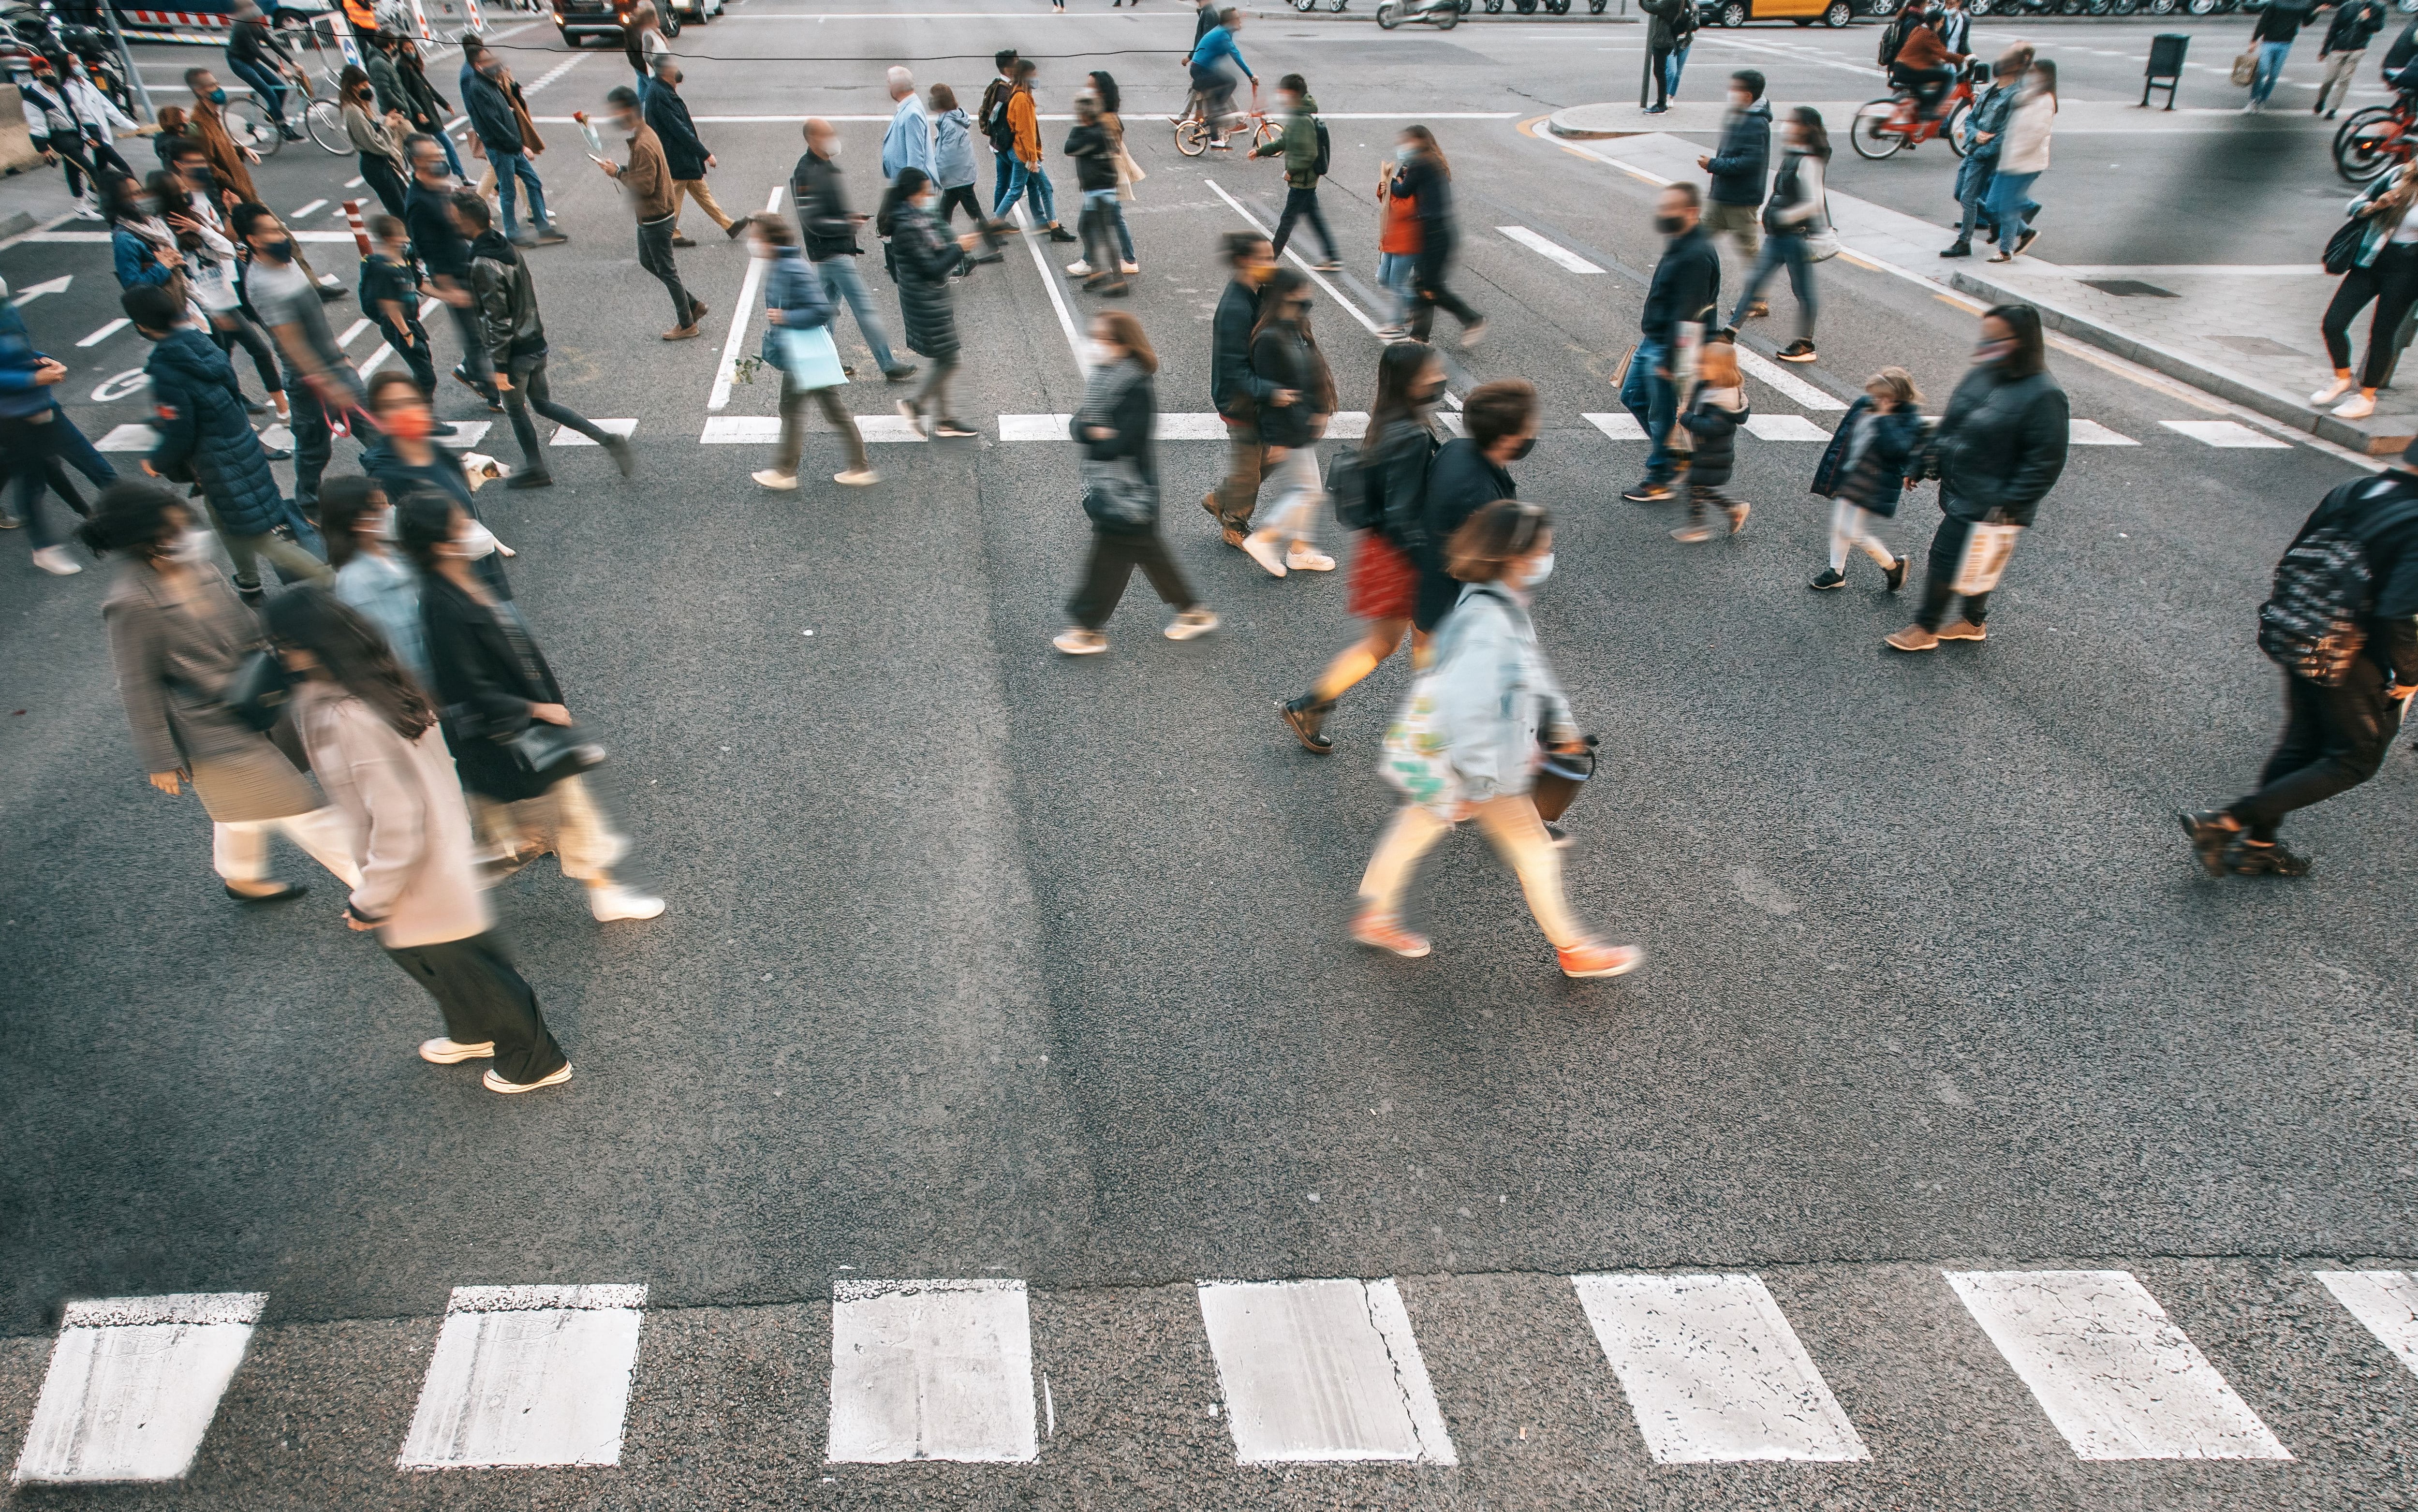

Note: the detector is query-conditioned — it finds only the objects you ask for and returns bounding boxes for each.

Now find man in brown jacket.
[186,66,348,300]
[597,85,703,338]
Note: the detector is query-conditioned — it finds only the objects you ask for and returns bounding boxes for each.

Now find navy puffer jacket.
[146,327,283,537]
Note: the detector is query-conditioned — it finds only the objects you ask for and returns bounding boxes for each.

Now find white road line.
[338,318,372,348]
[343,176,365,189]
[1205,176,1385,338]
[2162,419,2293,449]
[1945,1270,2292,1462]
[396,1284,647,1470]
[555,419,638,446]
[76,319,130,348]
[1196,1278,1457,1466]
[520,53,588,98]
[2068,419,2139,446]
[1585,411,1649,440]
[2313,1271,2418,1381]
[997,411,1368,440]
[437,421,492,449]
[709,186,791,412]
[1571,1273,1868,1464]
[826,1279,1038,1464]
[701,415,784,443]
[96,424,161,453]
[1736,349,1846,411]
[1007,201,1091,376]
[12,1293,267,1485]
[292,199,328,219]
[1742,413,1829,441]
[1496,225,1602,275]
[998,412,1076,441]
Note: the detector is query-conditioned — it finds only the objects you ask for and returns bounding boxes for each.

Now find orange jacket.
[1008,87,1040,165]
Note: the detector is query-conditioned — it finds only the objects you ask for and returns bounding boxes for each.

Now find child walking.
[1808,367,1924,590]
[1671,338,1750,543]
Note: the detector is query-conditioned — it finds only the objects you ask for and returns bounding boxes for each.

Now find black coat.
[791,150,861,261]
[2293,473,2418,680]
[1810,396,1925,518]
[421,573,565,803]
[1210,278,1269,418]
[1365,413,1443,551]
[146,328,284,537]
[1072,367,1158,530]
[1678,388,1747,489]
[405,179,471,279]
[1924,365,2068,527]
[1641,227,1721,345]
[1250,321,1322,449]
[646,86,711,182]
[1705,101,1771,207]
[1389,152,1453,232]
[1420,437,1514,572]
[1064,122,1117,192]
[888,205,964,358]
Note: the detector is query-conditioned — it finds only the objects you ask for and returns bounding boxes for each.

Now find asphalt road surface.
[3,5,2416,1508]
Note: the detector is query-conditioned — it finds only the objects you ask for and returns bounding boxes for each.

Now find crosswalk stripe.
[826,1279,1038,1464]
[1945,1270,2292,1462]
[1585,411,1649,440]
[2161,419,2291,450]
[700,415,784,444]
[553,419,638,447]
[998,412,1372,441]
[338,318,372,349]
[292,199,328,219]
[1736,348,1848,411]
[1496,225,1604,275]
[2313,1271,2418,1381]
[13,1292,266,1484]
[1195,1278,1457,1466]
[396,1284,647,1470]
[2068,420,2140,446]
[1571,1273,1868,1464]
[76,319,129,349]
[439,421,493,449]
[1742,414,1831,442]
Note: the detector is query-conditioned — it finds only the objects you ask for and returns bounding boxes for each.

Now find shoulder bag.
[2325,206,2373,276]
[502,721,607,786]
[768,322,848,389]
[223,649,292,733]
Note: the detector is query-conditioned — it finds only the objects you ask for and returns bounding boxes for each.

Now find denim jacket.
[1421,584,1573,807]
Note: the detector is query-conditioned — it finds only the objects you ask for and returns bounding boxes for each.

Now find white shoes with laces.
[2335,392,2378,419]
[587,883,665,921]
[2311,376,2356,407]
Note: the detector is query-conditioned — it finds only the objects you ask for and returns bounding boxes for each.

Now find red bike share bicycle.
[1850,61,1982,161]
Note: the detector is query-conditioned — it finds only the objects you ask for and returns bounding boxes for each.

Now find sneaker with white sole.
[1119,260,1140,275]
[1164,607,1219,640]
[588,883,665,922]
[1065,259,1093,276]
[2335,392,2377,419]
[1284,544,1336,572]
[1557,939,1642,978]
[484,1063,573,1094]
[835,467,880,486]
[1242,532,1289,577]
[2311,376,2357,407]
[1350,910,1431,958]
[752,469,800,491]
[1054,626,1108,655]
[419,1037,494,1064]
[31,546,82,575]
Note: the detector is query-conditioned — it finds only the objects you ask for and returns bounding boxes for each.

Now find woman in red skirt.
[1281,341,1449,752]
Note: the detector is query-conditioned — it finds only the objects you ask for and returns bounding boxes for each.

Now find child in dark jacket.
[1672,338,1750,542]
[360,214,437,398]
[1808,366,1924,590]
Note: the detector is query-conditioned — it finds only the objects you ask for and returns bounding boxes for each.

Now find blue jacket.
[113,225,178,288]
[882,95,932,181]
[932,107,977,190]
[1188,24,1252,80]
[1705,100,1770,206]
[1810,395,1925,518]
[1959,81,2017,164]
[764,245,832,328]
[146,326,284,536]
[460,63,521,156]
[0,292,54,420]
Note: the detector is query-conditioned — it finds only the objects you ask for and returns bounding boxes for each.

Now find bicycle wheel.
[1850,102,1904,160]
[1176,118,1212,156]
[2337,108,2402,179]
[305,98,348,154]
[1944,100,1972,157]
[1254,118,1285,150]
[224,97,282,158]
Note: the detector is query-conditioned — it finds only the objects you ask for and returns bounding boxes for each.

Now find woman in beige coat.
[83,484,360,904]
[265,587,571,1094]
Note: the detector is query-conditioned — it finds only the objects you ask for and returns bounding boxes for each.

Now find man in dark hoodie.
[1621,184,1721,504]
[462,43,563,249]
[457,193,633,487]
[123,283,327,598]
[1415,379,1536,636]
[1205,231,1286,546]
[1697,71,1770,319]
[792,117,916,381]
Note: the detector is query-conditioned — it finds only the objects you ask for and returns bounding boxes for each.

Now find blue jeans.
[2251,39,2291,104]
[1663,42,1690,102]
[990,147,1018,217]
[1620,336,1677,483]
[815,255,901,374]
[1953,153,1995,242]
[433,125,465,179]
[1376,251,1415,324]
[49,404,117,488]
[490,150,550,239]
[1984,169,2039,249]
[228,57,289,124]
[994,159,1055,225]
[1081,187,1133,264]
[1732,230,1816,342]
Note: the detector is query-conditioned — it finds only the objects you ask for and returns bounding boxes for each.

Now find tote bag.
[1952,520,2023,596]
[771,323,847,389]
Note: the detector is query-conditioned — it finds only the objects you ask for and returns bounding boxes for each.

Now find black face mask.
[1412,382,1447,406]
[258,238,295,264]
[1506,436,1537,462]
[1654,214,1687,236]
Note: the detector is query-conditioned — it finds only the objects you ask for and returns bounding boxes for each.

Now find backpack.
[983,83,1018,152]
[1311,117,1331,177]
[2256,480,2418,686]
[1328,442,1377,530]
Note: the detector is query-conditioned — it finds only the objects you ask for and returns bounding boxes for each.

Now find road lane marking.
[554,419,638,446]
[396,1285,647,1470]
[826,1279,1038,1464]
[2161,419,2292,449]
[2313,1271,2418,1381]
[998,411,1370,440]
[343,176,365,188]
[709,185,792,412]
[1742,413,1829,441]
[1496,225,1602,274]
[1945,1270,2292,1461]
[1196,1278,1457,1466]
[76,319,130,348]
[292,199,327,219]
[96,424,161,452]
[1736,348,1846,411]
[338,318,372,348]
[1585,411,1648,440]
[13,1293,267,1484]
[2068,419,2139,446]
[521,54,588,98]
[1009,200,1091,376]
[1205,177,1385,340]
[1571,1273,1867,1464]
[10,275,72,303]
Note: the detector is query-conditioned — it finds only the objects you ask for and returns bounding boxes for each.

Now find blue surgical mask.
[1395,145,1415,164]
[208,87,228,104]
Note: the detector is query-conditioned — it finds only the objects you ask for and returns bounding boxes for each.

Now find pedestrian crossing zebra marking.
[826,1279,1039,1464]
[96,424,160,453]
[1195,1278,1458,1466]
[2068,419,2140,446]
[1743,414,1832,442]
[997,412,1374,442]
[1944,1270,2292,1462]
[396,1284,648,1470]
[1572,1273,1869,1464]
[552,419,639,447]
[1497,226,1605,275]
[2313,1271,2418,1382]
[1735,348,1849,411]
[1584,411,1650,440]
[2161,420,2292,450]
[441,422,493,449]
[12,1292,266,1485]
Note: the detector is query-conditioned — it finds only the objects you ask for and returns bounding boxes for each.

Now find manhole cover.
[2080,279,2177,298]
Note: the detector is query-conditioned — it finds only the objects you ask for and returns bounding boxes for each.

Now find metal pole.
[1639,20,1651,106]
[100,2,156,123]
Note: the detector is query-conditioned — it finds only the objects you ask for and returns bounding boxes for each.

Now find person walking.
[1621,183,1719,503]
[1807,367,1921,591]
[1240,267,1337,577]
[884,169,984,438]
[793,117,918,380]
[2247,0,2315,112]
[1353,498,1641,979]
[465,48,566,248]
[1985,60,2055,262]
[2312,160,2418,419]
[623,1,670,102]
[1414,379,1537,638]
[223,0,306,143]
[1064,94,1128,295]
[105,172,186,294]
[264,587,574,1093]
[183,68,263,210]
[158,157,286,422]
[80,481,361,902]
[1887,304,2067,652]
[1726,106,1828,364]
[322,475,433,687]
[406,132,501,404]
[400,492,665,923]
[1206,231,1280,546]
[1090,71,1142,274]
[0,285,84,575]
[1639,0,1695,112]
[1280,340,1446,753]
[596,86,706,340]
[19,61,107,219]
[1392,127,1484,348]
[360,372,509,603]
[122,284,328,601]
[2318,0,2385,117]
[61,58,142,189]
[1375,160,1420,338]
[1000,59,1077,241]
[1942,51,2025,259]
[1054,310,1219,654]
[929,83,988,233]
[382,31,464,180]
[646,59,738,245]
[460,194,636,487]
[882,65,933,182]
[1669,338,1751,543]
[978,50,1022,217]
[748,214,877,490]
[340,65,412,219]
[233,203,362,519]
[2178,456,2418,878]
[1698,71,1769,315]
[1255,73,1340,270]
[361,213,437,399]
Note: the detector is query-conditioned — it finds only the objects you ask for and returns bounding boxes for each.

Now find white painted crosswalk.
[13,1292,266,1484]
[2313,1270,2418,1382]
[827,1279,1038,1464]
[1496,225,1605,275]
[2161,419,2292,450]
[396,1284,648,1470]
[1195,1278,1458,1465]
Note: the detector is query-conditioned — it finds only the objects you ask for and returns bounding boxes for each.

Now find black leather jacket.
[467,231,546,369]
[791,150,862,261]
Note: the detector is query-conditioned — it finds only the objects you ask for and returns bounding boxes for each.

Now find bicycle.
[290,17,356,155]
[221,93,285,158]
[2336,92,2417,181]
[1174,81,1282,158]
[1849,62,1977,161]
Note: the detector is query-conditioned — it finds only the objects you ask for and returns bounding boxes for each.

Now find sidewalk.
[1547,104,2410,455]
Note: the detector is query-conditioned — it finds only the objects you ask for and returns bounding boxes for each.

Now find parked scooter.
[1376,0,1461,28]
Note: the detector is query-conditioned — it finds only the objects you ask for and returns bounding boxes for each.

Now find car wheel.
[1824,0,1850,21]
[1720,0,1746,22]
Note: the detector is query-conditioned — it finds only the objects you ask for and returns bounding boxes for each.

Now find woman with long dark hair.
[1240,266,1337,577]
[1390,126,1484,348]
[881,168,984,438]
[1281,339,1447,752]
[1088,70,1139,274]
[1727,106,1828,364]
[340,63,410,218]
[265,586,572,1094]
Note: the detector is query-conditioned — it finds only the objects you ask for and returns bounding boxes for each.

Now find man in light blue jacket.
[881,67,933,181]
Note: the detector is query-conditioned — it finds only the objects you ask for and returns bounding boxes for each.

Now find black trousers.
[2228,661,2402,841]
[636,212,697,328]
[1271,185,1337,261]
[1406,234,1480,341]
[1916,511,1992,631]
[443,299,495,395]
[1,413,63,548]
[1068,524,1196,629]
[382,930,567,1086]
[376,316,439,395]
[501,354,610,471]
[1649,45,1675,107]
[358,151,410,218]
[211,309,284,398]
[284,370,341,512]
[2322,242,2418,387]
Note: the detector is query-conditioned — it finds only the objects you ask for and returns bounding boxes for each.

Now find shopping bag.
[773,323,847,389]
[1952,520,2023,596]
[2231,50,2257,87]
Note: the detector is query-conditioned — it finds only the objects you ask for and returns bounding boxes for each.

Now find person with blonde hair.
[1809,367,1923,591]
[1670,337,1750,543]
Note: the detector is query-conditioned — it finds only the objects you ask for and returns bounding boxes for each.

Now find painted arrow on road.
[9,276,72,305]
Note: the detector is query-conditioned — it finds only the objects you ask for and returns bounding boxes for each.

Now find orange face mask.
[383,407,432,440]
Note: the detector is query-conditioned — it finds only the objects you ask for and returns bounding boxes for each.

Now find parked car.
[550,0,717,46]
[1696,0,1887,24]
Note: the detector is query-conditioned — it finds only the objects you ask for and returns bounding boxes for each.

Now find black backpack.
[2257,479,2418,686]
[1311,117,1331,177]
[983,84,1017,152]
[1329,425,1438,537]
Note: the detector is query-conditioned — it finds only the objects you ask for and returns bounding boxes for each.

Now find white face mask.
[825,138,842,160]
[371,506,397,541]
[1087,339,1119,367]
[173,527,215,562]
[1519,552,1555,588]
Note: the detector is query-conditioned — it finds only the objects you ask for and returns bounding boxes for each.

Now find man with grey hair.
[881,66,932,181]
[623,1,670,102]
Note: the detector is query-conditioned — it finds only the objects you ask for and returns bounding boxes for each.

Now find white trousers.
[1251,445,1324,546]
[1357,794,1585,949]
[212,806,362,888]
[1829,499,1896,573]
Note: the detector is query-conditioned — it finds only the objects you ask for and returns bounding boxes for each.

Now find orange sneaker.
[1350,910,1431,959]
[1557,939,1643,979]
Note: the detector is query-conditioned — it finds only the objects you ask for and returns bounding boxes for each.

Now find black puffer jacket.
[1678,386,1748,490]
[1924,364,2069,527]
[1250,321,1323,449]
[791,149,862,261]
[888,205,965,358]
[145,328,283,537]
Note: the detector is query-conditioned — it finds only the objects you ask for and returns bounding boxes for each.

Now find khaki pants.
[1207,418,1266,532]
[1357,794,1585,949]
[472,775,625,882]
[1705,201,1762,266]
[2319,48,2365,114]
[213,805,361,887]
[672,178,735,235]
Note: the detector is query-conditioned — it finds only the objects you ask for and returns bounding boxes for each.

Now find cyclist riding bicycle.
[1187,7,1254,148]
[1882,7,1961,121]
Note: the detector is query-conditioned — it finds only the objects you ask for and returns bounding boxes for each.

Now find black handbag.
[2325,213,2369,277]
[222,649,292,733]
[1531,734,1599,824]
[502,721,606,787]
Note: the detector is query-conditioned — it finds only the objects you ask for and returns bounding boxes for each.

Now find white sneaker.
[483,1063,572,1094]
[2311,376,2357,406]
[1242,531,1288,577]
[1065,259,1092,276]
[588,883,665,921]
[31,545,82,575]
[1164,607,1219,640]
[2335,392,2377,419]
[70,201,104,221]
[1284,544,1336,572]
[419,1037,494,1064]
[1053,626,1108,655]
[1119,260,1140,275]
[835,467,879,486]
[752,468,799,491]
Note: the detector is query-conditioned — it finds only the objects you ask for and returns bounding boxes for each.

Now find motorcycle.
[1376,0,1460,27]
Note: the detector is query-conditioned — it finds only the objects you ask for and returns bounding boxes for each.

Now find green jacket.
[1254,94,1320,188]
